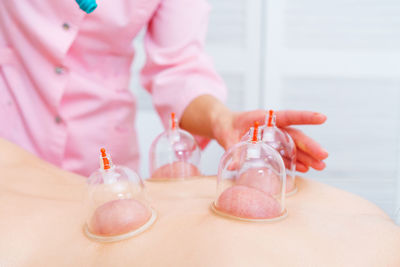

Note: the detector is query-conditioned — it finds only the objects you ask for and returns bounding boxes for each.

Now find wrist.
[209,100,234,148]
[180,94,231,140]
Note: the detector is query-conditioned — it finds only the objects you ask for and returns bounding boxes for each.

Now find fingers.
[227,151,241,171]
[236,110,267,125]
[296,150,326,171]
[234,110,267,136]
[217,109,328,174]
[276,110,327,127]
[296,162,309,173]
[285,127,328,161]
[219,131,242,151]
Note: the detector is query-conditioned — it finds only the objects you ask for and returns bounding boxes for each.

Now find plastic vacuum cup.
[149,113,201,180]
[212,122,288,222]
[84,148,156,242]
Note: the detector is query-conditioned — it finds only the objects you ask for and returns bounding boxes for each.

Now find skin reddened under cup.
[85,148,157,242]
[241,112,298,195]
[237,167,296,195]
[150,161,201,181]
[89,199,152,236]
[214,185,283,220]
[149,113,201,181]
[213,121,287,222]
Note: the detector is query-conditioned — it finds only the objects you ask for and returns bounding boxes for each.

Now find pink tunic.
[0,0,226,176]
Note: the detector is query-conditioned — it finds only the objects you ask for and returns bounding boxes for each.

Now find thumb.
[217,133,240,151]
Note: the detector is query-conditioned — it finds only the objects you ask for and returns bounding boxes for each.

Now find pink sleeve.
[140,0,227,149]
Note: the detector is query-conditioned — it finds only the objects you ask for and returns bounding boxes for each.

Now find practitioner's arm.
[180,95,328,172]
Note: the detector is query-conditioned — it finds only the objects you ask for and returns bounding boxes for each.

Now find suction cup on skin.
[213,122,287,222]
[149,113,201,180]
[84,148,156,242]
[241,110,297,195]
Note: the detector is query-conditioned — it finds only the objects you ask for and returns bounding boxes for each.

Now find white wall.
[263,0,400,219]
[130,0,400,220]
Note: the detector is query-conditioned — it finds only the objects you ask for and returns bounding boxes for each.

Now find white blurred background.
[129,0,400,220]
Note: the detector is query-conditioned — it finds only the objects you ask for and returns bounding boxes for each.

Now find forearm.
[180,94,232,140]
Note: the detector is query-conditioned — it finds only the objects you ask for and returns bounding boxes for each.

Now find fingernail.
[318,161,326,169]
[315,113,327,121]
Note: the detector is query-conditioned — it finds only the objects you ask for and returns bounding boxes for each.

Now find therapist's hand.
[212,109,328,172]
[181,95,328,172]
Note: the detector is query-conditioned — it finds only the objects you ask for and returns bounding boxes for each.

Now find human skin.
[1,139,400,266]
[216,185,282,219]
[151,161,201,180]
[237,167,296,195]
[286,175,296,193]
[237,167,281,195]
[180,95,329,172]
[89,199,152,236]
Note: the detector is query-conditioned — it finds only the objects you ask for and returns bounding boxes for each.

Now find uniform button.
[55,115,63,124]
[55,66,65,75]
[62,22,70,30]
